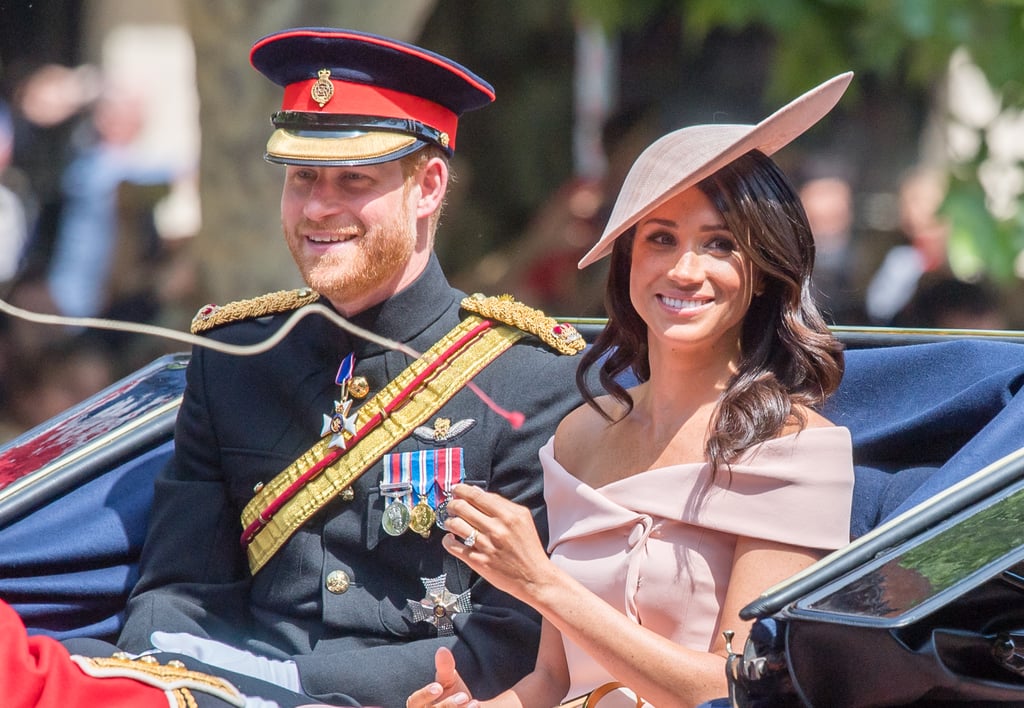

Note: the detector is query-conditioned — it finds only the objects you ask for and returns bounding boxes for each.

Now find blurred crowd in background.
[0,7,1018,445]
[469,104,1011,331]
[0,26,202,441]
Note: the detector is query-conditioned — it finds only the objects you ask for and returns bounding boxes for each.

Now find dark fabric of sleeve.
[118,341,253,653]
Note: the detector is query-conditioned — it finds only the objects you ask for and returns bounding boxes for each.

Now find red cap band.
[282,78,459,149]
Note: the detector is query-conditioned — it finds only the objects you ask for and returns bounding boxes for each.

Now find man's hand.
[406,647,479,708]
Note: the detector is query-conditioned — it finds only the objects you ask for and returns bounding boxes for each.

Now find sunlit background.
[0,0,1022,439]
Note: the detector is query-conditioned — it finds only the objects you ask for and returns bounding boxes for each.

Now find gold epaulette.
[191,287,321,334]
[461,293,585,355]
[69,653,245,706]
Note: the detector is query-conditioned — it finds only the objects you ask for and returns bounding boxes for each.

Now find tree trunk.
[180,0,437,304]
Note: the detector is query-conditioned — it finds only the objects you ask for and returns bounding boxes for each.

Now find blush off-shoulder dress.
[542,426,855,707]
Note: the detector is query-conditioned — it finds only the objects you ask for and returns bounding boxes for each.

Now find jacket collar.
[344,254,461,356]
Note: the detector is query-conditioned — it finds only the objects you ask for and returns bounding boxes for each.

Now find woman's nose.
[667,251,703,281]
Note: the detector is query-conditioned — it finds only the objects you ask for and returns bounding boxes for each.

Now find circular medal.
[382,499,410,536]
[409,497,436,538]
[348,376,370,399]
[435,498,451,530]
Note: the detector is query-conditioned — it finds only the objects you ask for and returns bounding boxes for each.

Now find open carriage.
[3,326,1024,706]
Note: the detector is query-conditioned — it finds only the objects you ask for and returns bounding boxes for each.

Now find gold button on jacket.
[325,570,351,594]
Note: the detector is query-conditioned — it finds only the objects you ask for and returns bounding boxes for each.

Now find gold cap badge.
[311,68,334,108]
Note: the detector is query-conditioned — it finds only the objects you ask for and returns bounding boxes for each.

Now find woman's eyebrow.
[639,217,730,231]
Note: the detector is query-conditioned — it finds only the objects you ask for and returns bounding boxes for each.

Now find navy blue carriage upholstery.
[0,354,185,640]
[1,338,1023,639]
[825,338,1024,537]
[1,443,170,639]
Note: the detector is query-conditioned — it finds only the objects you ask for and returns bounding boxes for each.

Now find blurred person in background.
[0,100,29,283]
[45,84,176,322]
[864,165,952,325]
[477,104,660,318]
[894,275,1008,330]
[797,163,869,324]
[6,62,100,276]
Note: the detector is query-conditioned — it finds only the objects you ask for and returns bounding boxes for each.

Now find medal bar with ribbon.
[380,453,414,536]
[410,450,436,538]
[321,353,359,449]
[380,448,463,538]
[433,447,463,530]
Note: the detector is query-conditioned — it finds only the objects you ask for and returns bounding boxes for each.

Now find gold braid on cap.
[191,288,321,334]
[461,293,584,355]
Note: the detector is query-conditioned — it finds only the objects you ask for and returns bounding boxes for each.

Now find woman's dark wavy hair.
[576,149,845,477]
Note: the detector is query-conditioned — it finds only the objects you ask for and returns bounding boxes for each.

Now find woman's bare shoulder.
[801,405,837,429]
[783,404,836,435]
[776,404,837,438]
[553,395,623,463]
[555,398,610,441]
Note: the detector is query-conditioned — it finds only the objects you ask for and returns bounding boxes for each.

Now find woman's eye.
[707,236,737,253]
[647,230,675,245]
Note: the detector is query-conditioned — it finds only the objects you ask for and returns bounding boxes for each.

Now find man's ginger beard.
[290,198,417,307]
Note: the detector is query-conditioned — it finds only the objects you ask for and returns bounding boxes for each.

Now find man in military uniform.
[115,27,587,708]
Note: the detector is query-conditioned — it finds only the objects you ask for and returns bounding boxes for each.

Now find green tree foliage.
[575,0,1024,285]
[574,0,1024,102]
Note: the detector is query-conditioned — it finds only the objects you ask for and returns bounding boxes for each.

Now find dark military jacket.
[118,256,586,707]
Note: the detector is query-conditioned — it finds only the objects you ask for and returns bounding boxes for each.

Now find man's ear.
[415,156,448,219]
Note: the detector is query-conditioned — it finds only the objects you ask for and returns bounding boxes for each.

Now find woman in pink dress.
[408,72,856,708]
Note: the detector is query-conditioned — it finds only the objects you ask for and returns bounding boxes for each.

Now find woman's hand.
[440,483,558,602]
[406,647,478,708]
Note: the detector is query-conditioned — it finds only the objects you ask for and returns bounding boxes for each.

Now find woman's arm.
[442,483,824,707]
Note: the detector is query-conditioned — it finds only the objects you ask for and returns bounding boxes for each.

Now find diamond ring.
[463,529,477,547]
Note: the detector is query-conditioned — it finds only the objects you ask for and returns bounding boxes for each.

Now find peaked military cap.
[250,27,495,166]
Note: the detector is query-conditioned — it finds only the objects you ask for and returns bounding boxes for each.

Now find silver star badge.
[321,399,358,449]
[407,574,472,636]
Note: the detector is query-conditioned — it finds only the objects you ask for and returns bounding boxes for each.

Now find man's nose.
[303,180,345,221]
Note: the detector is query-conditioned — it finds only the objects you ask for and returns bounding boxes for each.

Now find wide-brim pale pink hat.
[578,71,854,268]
